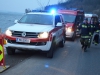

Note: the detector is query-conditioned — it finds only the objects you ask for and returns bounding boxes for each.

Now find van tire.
[6,47,15,55]
[47,39,55,58]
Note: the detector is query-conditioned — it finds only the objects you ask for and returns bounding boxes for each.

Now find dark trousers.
[80,38,89,48]
[93,34,99,44]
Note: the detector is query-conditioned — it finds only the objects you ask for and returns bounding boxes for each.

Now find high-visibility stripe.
[82,25,87,28]
[0,45,3,61]
[76,29,79,31]
[81,36,90,38]
[91,25,93,28]
[89,32,91,35]
[96,30,99,32]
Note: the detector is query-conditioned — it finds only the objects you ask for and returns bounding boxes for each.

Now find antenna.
[36,0,44,10]
[36,0,52,10]
[46,0,51,6]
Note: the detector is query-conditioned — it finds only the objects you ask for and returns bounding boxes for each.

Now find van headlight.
[66,27,72,32]
[5,29,12,36]
[38,32,49,38]
[67,27,72,32]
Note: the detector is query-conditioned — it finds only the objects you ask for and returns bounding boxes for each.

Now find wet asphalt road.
[1,38,100,75]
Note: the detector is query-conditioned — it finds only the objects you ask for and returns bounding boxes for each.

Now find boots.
[84,45,87,52]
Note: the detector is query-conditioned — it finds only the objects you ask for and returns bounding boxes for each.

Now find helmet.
[83,18,88,23]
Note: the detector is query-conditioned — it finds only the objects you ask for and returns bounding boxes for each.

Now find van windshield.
[62,14,76,23]
[18,14,53,25]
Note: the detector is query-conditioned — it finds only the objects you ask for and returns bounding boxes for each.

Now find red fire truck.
[58,9,84,40]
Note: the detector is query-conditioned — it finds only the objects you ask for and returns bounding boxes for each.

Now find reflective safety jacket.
[94,22,99,33]
[78,23,91,38]
[90,24,95,35]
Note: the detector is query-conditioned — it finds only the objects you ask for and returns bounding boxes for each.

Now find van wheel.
[6,47,15,55]
[47,39,55,58]
[59,37,65,48]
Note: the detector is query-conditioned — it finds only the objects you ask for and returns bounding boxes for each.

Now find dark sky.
[0,0,66,13]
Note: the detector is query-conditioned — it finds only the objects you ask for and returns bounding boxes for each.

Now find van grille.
[12,31,39,38]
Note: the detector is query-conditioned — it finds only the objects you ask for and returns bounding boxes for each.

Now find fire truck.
[58,9,84,40]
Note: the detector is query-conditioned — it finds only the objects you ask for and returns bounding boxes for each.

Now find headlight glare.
[5,29,12,36]
[67,27,72,32]
[66,27,72,32]
[38,32,49,38]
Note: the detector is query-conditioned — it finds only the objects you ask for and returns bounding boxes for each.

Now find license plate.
[16,38,30,43]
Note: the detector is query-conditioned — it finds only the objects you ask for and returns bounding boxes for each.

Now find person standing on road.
[78,18,91,52]
[88,20,95,47]
[93,20,100,45]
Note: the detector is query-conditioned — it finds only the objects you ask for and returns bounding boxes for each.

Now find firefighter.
[78,18,91,52]
[88,20,95,47]
[93,20,100,45]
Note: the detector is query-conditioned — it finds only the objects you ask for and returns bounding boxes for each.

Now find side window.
[76,15,80,24]
[76,15,80,23]
[60,15,65,26]
[80,15,84,22]
[77,15,83,23]
[60,15,64,23]
[55,15,61,25]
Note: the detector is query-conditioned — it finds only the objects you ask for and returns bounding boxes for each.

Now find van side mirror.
[56,22,62,26]
[14,20,18,24]
[65,21,68,24]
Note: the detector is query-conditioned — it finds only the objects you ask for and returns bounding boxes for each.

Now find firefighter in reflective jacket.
[78,18,91,52]
[88,20,95,47]
[93,21,100,45]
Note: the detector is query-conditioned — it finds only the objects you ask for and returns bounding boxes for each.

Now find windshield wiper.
[65,21,71,23]
[33,23,42,24]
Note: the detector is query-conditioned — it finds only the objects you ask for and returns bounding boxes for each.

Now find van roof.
[27,12,61,16]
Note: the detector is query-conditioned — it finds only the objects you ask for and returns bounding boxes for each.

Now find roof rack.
[31,10,48,12]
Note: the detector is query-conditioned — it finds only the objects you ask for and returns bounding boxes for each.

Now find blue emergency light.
[31,9,57,14]
[49,9,57,15]
[50,9,56,14]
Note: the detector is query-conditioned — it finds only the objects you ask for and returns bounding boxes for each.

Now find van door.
[55,15,63,44]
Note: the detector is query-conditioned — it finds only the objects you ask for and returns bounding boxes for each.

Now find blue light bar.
[50,9,56,14]
[31,9,57,14]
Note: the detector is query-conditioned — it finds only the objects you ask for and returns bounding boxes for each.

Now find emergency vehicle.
[58,9,84,40]
[4,10,65,58]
